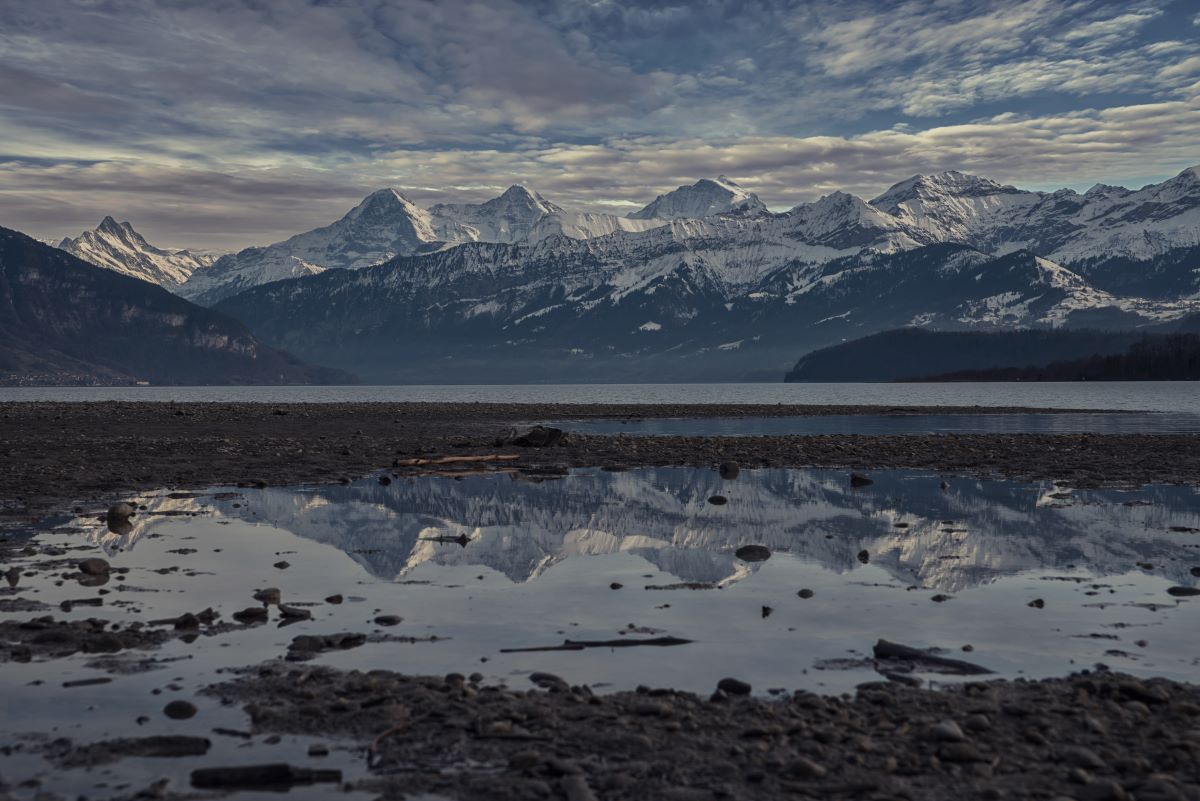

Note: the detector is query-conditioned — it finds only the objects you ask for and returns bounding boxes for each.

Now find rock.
[857,549,870,564]
[374,615,401,626]
[510,426,563,447]
[1062,746,1106,769]
[163,700,197,719]
[719,462,740,480]
[786,757,827,779]
[761,605,773,619]
[717,677,751,696]
[78,558,110,576]
[191,764,341,789]
[308,744,329,757]
[707,495,728,505]
[1191,567,1200,577]
[797,588,814,599]
[232,607,268,624]
[931,594,952,603]
[278,605,311,621]
[253,588,281,605]
[1166,586,1200,597]
[929,720,966,742]
[1029,598,1045,608]
[1076,780,1130,801]
[939,743,987,763]
[734,545,771,562]
[609,582,623,590]
[940,480,950,491]
[529,672,569,691]
[378,475,391,486]
[107,503,136,523]
[850,472,874,487]
[273,561,291,570]
[325,594,344,604]
[509,749,542,769]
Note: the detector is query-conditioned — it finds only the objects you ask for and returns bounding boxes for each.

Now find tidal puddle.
[560,412,1200,436]
[2,467,1200,797]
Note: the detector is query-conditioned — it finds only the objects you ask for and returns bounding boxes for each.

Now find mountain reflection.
[89,468,1200,591]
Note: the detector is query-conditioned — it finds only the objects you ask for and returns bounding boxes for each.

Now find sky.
[1,0,1199,251]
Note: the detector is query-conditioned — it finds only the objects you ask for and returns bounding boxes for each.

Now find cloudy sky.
[2,0,1199,251]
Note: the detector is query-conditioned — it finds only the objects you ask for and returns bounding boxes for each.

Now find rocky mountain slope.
[0,227,353,385]
[57,216,216,290]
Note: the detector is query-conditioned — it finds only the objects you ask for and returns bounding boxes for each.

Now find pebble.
[163,700,197,720]
[232,607,268,624]
[734,545,771,562]
[374,615,401,626]
[253,588,281,605]
[325,594,344,604]
[719,462,740,480]
[929,719,967,742]
[857,549,870,564]
[273,561,291,570]
[278,605,311,620]
[509,749,542,770]
[850,472,874,487]
[797,588,814,599]
[707,495,728,506]
[78,558,110,576]
[786,756,827,779]
[1029,598,1045,608]
[716,677,751,696]
[1062,746,1106,770]
[609,582,623,590]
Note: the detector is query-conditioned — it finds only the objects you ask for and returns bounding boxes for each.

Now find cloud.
[0,0,1198,249]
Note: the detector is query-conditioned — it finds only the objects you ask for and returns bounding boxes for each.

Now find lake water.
[562,412,1200,436]
[1,381,1199,412]
[3,466,1199,796]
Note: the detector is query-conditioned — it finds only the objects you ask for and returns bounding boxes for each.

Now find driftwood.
[500,636,693,653]
[873,639,993,675]
[394,454,521,467]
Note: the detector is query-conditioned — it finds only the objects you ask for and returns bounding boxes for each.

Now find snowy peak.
[57,218,215,290]
[870,170,1021,215]
[628,176,769,220]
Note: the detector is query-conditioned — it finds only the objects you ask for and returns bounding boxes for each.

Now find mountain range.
[37,166,1200,381]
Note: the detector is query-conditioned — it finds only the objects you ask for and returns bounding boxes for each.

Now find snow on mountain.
[57,216,216,290]
[178,189,442,306]
[430,184,663,244]
[870,165,1200,264]
[628,176,768,220]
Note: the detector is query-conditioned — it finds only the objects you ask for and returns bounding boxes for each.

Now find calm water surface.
[1,381,1198,412]
[3,466,1199,796]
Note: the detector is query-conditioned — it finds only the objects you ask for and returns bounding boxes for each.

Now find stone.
[253,588,281,605]
[1166,586,1200,597]
[1062,746,1106,770]
[717,677,751,696]
[786,757,827,779]
[78,558,111,576]
[850,472,874,487]
[374,615,401,626]
[273,561,291,570]
[719,462,740,480]
[929,720,966,742]
[163,700,197,720]
[278,605,311,620]
[510,426,563,447]
[931,594,952,602]
[707,495,728,505]
[857,549,870,564]
[797,588,814,599]
[939,743,987,763]
[232,607,268,624]
[509,749,542,769]
[734,545,771,562]
[325,594,344,604]
[1029,598,1045,608]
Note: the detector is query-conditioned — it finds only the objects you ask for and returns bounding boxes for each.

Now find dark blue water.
[561,412,1200,436]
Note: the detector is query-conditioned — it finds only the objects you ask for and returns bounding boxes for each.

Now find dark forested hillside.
[784,328,1149,383]
[0,227,355,385]
[923,334,1200,381]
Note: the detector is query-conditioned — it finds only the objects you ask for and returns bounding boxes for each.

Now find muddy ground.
[3,402,1199,526]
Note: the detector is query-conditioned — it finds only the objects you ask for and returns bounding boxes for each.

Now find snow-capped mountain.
[429,184,663,244]
[57,216,216,290]
[870,166,1200,269]
[178,188,443,306]
[629,175,768,220]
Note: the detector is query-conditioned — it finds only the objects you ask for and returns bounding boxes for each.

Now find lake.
[1,381,1199,412]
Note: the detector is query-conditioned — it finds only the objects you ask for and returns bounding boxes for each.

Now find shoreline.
[4,401,1200,525]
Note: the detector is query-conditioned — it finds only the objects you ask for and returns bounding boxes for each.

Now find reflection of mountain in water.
[80,469,1200,591]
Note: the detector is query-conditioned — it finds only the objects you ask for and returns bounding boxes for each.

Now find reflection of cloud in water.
[72,468,1200,592]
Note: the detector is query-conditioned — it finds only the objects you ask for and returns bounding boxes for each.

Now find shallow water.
[2,381,1200,412]
[2,466,1200,796]
[561,412,1200,436]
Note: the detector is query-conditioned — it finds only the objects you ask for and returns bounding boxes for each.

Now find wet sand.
[2,401,1199,526]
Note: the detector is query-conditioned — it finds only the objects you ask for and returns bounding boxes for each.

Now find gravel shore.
[2,401,1198,525]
